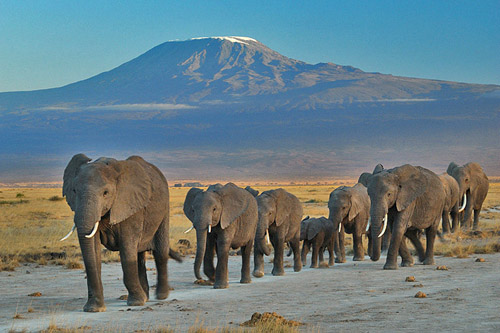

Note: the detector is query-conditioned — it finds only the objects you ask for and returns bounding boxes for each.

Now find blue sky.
[0,1,498,92]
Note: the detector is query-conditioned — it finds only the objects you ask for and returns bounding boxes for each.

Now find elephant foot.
[383,262,398,270]
[329,260,335,267]
[422,258,435,265]
[83,299,106,312]
[271,267,285,276]
[240,275,251,284]
[127,293,147,306]
[401,260,414,267]
[253,270,264,278]
[353,255,365,261]
[156,285,170,300]
[294,263,302,272]
[213,281,229,289]
[310,264,319,268]
[335,257,346,263]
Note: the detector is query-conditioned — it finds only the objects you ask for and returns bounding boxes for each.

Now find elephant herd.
[60,154,489,312]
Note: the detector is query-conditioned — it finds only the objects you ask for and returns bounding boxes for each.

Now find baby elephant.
[300,217,335,268]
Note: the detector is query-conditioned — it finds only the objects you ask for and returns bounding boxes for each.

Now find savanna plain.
[1,183,500,332]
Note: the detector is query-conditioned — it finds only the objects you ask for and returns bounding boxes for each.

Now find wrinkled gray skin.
[439,173,460,234]
[447,162,489,230]
[253,189,303,277]
[328,183,371,262]
[357,163,391,253]
[245,186,259,197]
[183,183,258,289]
[300,217,335,268]
[63,154,181,312]
[367,164,446,270]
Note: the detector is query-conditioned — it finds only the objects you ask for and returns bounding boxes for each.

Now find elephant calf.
[183,183,258,289]
[299,217,335,268]
[328,184,371,262]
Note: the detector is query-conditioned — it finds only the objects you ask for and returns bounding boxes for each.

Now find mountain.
[0,36,499,183]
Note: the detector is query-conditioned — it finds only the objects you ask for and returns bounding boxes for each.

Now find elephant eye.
[387,193,391,197]
[73,189,76,193]
[103,190,109,196]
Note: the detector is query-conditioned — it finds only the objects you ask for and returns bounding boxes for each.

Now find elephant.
[366,164,446,270]
[245,186,259,197]
[357,164,391,253]
[447,162,489,230]
[183,182,258,289]
[439,173,461,234]
[328,183,371,262]
[253,188,303,277]
[62,154,181,312]
[299,217,335,268]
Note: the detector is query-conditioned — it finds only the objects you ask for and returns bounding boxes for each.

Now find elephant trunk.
[255,218,271,256]
[328,209,343,235]
[194,227,207,280]
[369,213,386,261]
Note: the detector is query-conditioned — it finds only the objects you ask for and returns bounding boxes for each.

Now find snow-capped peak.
[190,36,258,45]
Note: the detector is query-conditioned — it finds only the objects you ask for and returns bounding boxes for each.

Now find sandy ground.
[2,252,500,332]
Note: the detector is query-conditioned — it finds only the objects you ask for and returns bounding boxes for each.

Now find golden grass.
[1,183,499,270]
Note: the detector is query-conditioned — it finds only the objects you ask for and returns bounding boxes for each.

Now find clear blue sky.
[0,1,498,92]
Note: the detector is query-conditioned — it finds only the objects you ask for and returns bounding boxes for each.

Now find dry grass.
[1,183,499,270]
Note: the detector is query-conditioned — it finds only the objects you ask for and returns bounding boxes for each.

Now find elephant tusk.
[378,214,388,238]
[60,224,76,241]
[266,229,271,244]
[85,221,100,238]
[459,194,467,212]
[208,224,212,233]
[366,217,371,232]
[338,222,342,233]
[184,225,194,233]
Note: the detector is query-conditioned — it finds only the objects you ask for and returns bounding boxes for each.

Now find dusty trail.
[2,253,500,332]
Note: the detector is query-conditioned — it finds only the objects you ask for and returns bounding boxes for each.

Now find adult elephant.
[328,183,371,262]
[62,154,181,312]
[367,164,446,270]
[183,183,258,289]
[447,162,489,230]
[253,188,303,277]
[439,173,461,234]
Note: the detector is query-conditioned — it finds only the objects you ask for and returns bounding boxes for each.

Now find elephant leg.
[333,231,342,262]
[120,244,148,306]
[319,245,325,264]
[367,233,373,258]
[214,237,231,289]
[290,237,302,272]
[384,217,407,270]
[328,238,335,266]
[423,224,438,265]
[301,241,309,266]
[203,233,216,282]
[240,241,252,284]
[462,194,473,230]
[253,246,265,278]
[406,229,425,262]
[381,225,391,254]
[311,242,319,268]
[473,208,481,230]
[450,207,459,233]
[352,233,365,261]
[153,217,170,300]
[271,235,285,276]
[137,251,149,299]
[441,211,451,234]
[398,237,414,267]
[335,229,346,263]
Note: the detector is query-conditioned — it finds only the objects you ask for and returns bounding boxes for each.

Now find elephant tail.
[169,248,183,262]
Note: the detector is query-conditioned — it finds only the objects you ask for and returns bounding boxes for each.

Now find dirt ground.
[2,251,500,332]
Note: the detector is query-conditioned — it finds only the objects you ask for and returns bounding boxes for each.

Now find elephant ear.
[63,153,91,211]
[395,165,428,211]
[357,173,371,186]
[207,183,223,191]
[447,162,459,175]
[307,219,323,240]
[219,183,249,229]
[245,186,259,197]
[183,187,203,222]
[300,217,310,240]
[373,164,384,174]
[275,189,292,227]
[348,191,362,222]
[109,159,153,225]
